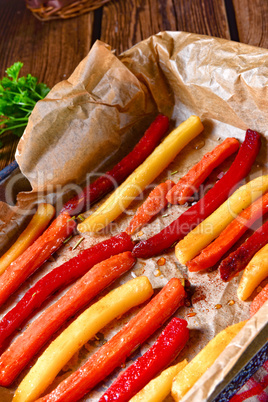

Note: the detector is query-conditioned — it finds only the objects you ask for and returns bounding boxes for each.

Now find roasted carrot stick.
[250,283,268,316]
[99,318,189,402]
[14,277,153,402]
[0,252,136,386]
[220,220,268,282]
[62,115,169,215]
[0,212,76,306]
[237,243,268,301]
[133,129,261,259]
[167,137,240,205]
[125,180,174,235]
[0,203,55,276]
[188,192,268,272]
[0,232,133,349]
[37,278,186,402]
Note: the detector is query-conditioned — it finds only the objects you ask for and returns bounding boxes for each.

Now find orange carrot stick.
[37,278,185,402]
[0,252,135,386]
[0,212,76,306]
[166,137,240,205]
[250,283,268,316]
[0,203,55,276]
[187,192,268,272]
[126,180,174,235]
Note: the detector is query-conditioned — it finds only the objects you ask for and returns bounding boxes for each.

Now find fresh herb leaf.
[6,62,23,82]
[36,82,50,98]
[0,62,50,144]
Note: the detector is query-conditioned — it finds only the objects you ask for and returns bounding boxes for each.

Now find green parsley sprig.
[0,62,50,146]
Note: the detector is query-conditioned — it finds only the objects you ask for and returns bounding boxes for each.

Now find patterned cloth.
[230,360,268,402]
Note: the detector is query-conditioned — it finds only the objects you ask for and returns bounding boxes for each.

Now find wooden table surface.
[0,0,268,171]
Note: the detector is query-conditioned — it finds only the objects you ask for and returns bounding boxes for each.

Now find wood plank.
[0,0,94,170]
[101,0,230,54]
[233,0,268,48]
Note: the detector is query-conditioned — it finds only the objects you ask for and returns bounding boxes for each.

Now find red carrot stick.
[99,317,189,402]
[62,115,169,215]
[125,180,174,235]
[37,278,185,402]
[166,137,240,205]
[0,252,136,386]
[250,283,268,316]
[0,212,76,306]
[0,232,133,350]
[133,129,261,259]
[220,220,268,282]
[188,192,268,272]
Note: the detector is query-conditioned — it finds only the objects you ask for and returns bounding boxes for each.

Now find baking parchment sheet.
[0,31,267,401]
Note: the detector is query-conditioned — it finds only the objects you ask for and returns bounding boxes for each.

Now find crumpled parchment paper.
[0,31,267,402]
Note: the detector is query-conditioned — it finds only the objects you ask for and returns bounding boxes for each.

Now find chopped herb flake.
[72,237,84,250]
[63,235,73,244]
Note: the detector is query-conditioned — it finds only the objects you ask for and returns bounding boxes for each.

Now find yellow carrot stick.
[13,276,153,402]
[78,116,204,233]
[0,203,55,276]
[171,321,246,401]
[129,359,188,402]
[237,243,268,301]
[175,175,268,264]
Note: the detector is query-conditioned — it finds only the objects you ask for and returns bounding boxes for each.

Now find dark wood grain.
[100,0,230,54]
[233,0,268,48]
[0,0,94,170]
